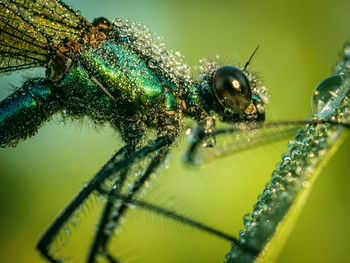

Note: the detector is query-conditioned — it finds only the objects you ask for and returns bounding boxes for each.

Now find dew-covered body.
[1,33,193,146]
[0,16,267,147]
[0,1,268,262]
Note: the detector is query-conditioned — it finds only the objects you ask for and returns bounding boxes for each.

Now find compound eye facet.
[212,66,252,113]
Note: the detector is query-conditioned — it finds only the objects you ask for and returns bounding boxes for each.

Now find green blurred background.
[1,0,350,262]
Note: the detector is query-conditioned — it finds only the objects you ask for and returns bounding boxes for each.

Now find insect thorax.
[52,19,199,141]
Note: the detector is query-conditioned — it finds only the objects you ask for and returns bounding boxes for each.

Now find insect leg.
[36,135,172,263]
[86,143,171,263]
[87,160,134,263]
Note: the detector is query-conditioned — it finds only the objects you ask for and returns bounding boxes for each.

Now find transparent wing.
[0,0,88,73]
[196,119,349,164]
[200,124,301,163]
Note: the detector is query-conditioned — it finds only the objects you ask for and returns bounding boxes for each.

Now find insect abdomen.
[0,79,61,147]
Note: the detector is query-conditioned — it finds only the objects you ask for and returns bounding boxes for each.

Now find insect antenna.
[243,45,260,70]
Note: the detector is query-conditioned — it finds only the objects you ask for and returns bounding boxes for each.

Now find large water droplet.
[311,74,348,118]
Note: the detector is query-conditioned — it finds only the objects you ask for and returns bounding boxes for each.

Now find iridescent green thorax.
[78,39,164,106]
[55,35,185,131]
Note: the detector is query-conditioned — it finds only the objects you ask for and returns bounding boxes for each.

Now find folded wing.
[0,0,88,73]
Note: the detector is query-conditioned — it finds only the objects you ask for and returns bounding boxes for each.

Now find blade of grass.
[254,130,348,263]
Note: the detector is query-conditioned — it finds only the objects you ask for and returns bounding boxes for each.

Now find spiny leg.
[36,136,172,263]
[37,144,133,263]
[87,143,172,263]
[87,151,136,263]
[87,123,144,263]
[36,145,128,263]
[87,175,128,263]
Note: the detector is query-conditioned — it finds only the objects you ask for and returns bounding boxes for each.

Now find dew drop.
[128,203,136,209]
[302,181,310,188]
[97,195,105,201]
[311,74,348,118]
[344,43,350,58]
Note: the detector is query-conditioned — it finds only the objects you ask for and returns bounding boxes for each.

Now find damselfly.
[0,1,349,263]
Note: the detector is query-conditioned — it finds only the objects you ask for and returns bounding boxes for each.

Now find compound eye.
[212,66,252,113]
[93,17,110,27]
